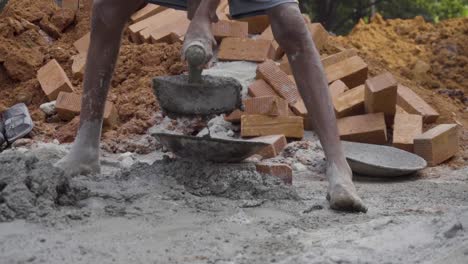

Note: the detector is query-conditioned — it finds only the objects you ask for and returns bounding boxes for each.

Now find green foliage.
[299,0,467,35]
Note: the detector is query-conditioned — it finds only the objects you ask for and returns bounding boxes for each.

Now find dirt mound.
[0,0,185,153]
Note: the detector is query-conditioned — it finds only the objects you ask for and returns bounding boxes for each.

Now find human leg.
[55,0,144,176]
[266,3,367,212]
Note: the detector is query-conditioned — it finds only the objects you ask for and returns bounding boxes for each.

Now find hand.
[183,17,217,66]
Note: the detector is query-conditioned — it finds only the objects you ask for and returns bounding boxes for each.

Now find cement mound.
[124,158,300,200]
[0,152,87,222]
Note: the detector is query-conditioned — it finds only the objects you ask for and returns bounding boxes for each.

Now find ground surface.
[1,133,467,264]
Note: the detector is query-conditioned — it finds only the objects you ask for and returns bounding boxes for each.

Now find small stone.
[292,163,307,172]
[11,138,33,148]
[443,222,463,239]
[16,93,33,105]
[39,101,57,116]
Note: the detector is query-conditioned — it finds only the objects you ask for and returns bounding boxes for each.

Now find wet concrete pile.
[125,158,300,200]
[0,143,300,222]
[0,151,87,221]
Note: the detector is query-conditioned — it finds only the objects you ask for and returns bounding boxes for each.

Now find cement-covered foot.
[54,147,100,177]
[326,163,367,213]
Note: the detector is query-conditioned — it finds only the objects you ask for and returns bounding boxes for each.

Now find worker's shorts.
[146,0,298,19]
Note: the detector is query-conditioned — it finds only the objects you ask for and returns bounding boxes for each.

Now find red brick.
[71,53,86,79]
[364,72,398,123]
[129,9,184,43]
[337,113,387,145]
[244,96,289,117]
[256,60,301,105]
[333,85,365,118]
[55,92,118,126]
[290,99,308,118]
[392,114,423,152]
[397,85,439,123]
[144,11,190,43]
[329,80,349,99]
[414,124,459,166]
[248,79,278,97]
[218,37,274,62]
[130,4,167,23]
[224,109,244,123]
[259,26,284,60]
[37,59,75,101]
[238,15,270,34]
[308,23,329,50]
[324,56,368,88]
[321,49,358,68]
[250,135,288,159]
[255,163,292,185]
[73,32,90,54]
[212,20,248,42]
[241,115,304,139]
[56,92,81,121]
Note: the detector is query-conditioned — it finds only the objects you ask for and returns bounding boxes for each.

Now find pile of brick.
[36,50,118,128]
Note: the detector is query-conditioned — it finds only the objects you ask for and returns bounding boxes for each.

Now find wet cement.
[0,138,467,263]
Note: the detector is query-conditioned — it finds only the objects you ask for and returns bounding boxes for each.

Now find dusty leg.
[267,4,367,212]
[55,0,144,176]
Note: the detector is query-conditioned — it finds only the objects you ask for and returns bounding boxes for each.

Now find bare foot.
[326,163,367,213]
[54,146,100,177]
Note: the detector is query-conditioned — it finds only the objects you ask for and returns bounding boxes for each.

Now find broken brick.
[55,92,119,126]
[329,80,349,99]
[251,135,288,159]
[414,124,459,166]
[218,37,274,62]
[212,20,248,42]
[337,113,387,144]
[130,4,167,23]
[397,84,439,123]
[140,11,189,43]
[37,59,74,101]
[259,26,284,60]
[333,85,365,118]
[392,113,423,152]
[324,56,368,88]
[241,115,304,139]
[256,163,293,185]
[73,32,90,54]
[364,72,398,123]
[238,15,270,34]
[248,79,278,97]
[224,109,244,123]
[256,60,301,105]
[244,96,289,117]
[71,52,86,79]
[308,23,329,50]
